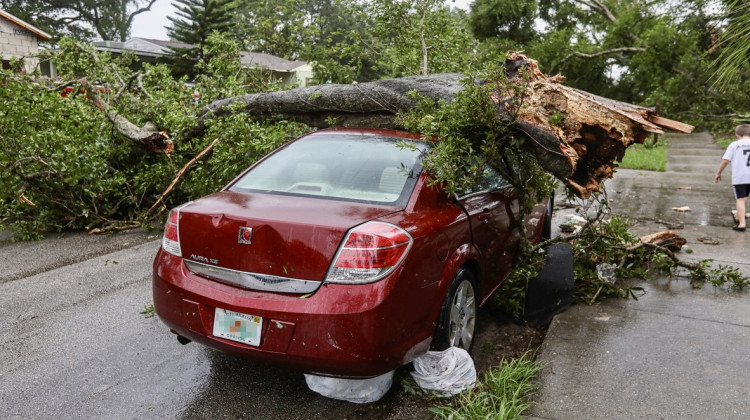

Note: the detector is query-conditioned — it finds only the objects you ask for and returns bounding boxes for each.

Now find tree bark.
[192,73,465,132]
[80,79,173,154]
[188,52,692,198]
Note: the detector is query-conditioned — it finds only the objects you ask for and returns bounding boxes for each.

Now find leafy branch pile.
[0,34,307,240]
[494,195,750,320]
[398,67,555,252]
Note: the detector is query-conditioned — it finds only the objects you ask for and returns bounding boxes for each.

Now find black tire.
[524,243,574,326]
[541,192,554,240]
[431,268,477,351]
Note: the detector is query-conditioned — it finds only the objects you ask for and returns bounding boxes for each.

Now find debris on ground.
[560,214,588,234]
[672,206,691,212]
[697,237,720,245]
[678,186,692,190]
[560,224,576,233]
[596,263,618,284]
[640,231,687,251]
[411,347,476,397]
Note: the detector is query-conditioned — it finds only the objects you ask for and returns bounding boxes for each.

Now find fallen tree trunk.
[189,52,692,198]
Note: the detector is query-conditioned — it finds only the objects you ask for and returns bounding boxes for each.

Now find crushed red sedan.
[152,127,551,378]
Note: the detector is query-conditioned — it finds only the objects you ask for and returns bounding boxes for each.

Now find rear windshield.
[229,134,427,206]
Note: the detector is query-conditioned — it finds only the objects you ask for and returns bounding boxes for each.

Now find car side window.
[458,165,511,196]
[476,166,511,191]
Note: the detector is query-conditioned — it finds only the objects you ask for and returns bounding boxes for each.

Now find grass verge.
[714,135,734,149]
[429,351,541,419]
[617,136,667,171]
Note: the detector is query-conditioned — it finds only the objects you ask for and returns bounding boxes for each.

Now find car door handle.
[477,208,491,221]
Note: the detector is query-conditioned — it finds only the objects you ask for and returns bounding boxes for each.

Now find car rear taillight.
[162,208,182,257]
[325,222,412,284]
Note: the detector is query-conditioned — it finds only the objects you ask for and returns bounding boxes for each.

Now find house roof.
[94,37,308,72]
[239,51,307,72]
[0,9,52,40]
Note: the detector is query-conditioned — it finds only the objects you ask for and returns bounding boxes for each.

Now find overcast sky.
[130,0,473,40]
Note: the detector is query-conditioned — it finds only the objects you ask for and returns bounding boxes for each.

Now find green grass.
[715,135,734,149]
[617,136,667,171]
[140,303,156,318]
[429,352,542,420]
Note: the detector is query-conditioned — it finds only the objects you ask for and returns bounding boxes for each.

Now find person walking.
[714,124,750,231]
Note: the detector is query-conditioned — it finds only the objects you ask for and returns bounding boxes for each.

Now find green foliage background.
[0,34,305,240]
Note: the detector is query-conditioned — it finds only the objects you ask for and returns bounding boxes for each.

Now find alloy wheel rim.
[448,279,476,350]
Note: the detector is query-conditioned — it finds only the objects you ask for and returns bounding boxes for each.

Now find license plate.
[213,307,262,346]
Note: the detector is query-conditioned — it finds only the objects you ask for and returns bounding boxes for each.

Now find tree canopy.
[166,0,235,77]
[713,0,750,88]
[465,0,750,127]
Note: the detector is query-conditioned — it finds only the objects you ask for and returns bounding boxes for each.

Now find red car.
[153,127,551,378]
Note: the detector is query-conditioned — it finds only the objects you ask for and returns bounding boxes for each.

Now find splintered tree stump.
[497,52,693,197]
[640,231,687,251]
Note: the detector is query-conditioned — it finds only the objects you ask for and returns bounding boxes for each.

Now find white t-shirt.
[722,136,750,185]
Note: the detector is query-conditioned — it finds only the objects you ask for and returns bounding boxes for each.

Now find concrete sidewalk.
[529,133,750,419]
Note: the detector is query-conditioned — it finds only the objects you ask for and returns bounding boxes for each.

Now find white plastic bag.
[596,262,618,284]
[410,347,476,397]
[304,370,394,404]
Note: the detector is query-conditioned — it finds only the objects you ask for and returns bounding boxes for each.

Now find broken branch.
[146,138,220,217]
[78,79,172,154]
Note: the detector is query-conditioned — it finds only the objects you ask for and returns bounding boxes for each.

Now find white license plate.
[213,307,262,346]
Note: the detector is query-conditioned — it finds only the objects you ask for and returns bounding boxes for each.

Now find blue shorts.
[734,184,750,199]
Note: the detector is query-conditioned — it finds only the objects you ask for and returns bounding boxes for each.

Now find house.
[0,9,51,73]
[94,37,313,87]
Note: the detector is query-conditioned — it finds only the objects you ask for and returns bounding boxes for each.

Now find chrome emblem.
[238,226,253,244]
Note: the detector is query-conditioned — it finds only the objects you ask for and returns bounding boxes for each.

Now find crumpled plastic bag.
[410,347,476,397]
[596,262,618,284]
[304,370,394,404]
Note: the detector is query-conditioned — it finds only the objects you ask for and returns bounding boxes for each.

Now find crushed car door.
[458,167,521,299]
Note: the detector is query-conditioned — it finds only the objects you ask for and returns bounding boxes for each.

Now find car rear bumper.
[152,249,433,378]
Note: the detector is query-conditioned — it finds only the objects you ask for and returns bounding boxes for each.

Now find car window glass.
[477,166,511,190]
[459,165,511,196]
[229,134,427,205]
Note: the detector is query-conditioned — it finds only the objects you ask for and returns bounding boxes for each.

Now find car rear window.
[228,133,427,205]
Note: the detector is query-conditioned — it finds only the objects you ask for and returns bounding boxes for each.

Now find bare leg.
[737,197,747,228]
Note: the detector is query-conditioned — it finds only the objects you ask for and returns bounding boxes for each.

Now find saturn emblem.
[238,226,253,244]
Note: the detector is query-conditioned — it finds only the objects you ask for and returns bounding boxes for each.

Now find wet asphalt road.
[0,229,426,419]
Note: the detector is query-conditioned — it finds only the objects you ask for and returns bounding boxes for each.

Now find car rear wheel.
[431,268,477,351]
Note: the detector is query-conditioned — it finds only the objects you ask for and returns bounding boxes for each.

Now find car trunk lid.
[177,191,402,285]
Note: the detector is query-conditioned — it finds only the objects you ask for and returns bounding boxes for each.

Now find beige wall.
[0,17,41,73]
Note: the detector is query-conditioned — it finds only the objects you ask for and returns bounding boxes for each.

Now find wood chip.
[697,237,720,245]
[640,231,687,251]
[672,206,691,212]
